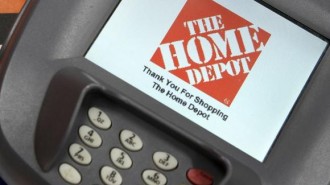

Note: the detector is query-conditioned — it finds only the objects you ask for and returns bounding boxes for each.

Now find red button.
[187,168,213,185]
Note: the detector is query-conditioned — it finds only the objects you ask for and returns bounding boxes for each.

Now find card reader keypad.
[60,107,172,184]
[57,94,223,184]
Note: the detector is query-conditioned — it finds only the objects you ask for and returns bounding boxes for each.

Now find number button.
[119,130,143,151]
[59,163,82,184]
[69,143,92,165]
[110,148,132,169]
[79,125,102,148]
[100,166,123,185]
[142,169,167,185]
[88,107,111,129]
[153,151,178,171]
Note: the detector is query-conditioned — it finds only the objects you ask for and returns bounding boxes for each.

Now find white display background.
[86,0,328,161]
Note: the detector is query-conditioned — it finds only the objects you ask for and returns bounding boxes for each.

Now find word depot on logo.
[151,0,271,106]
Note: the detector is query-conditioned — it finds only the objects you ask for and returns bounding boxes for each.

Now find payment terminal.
[0,0,330,184]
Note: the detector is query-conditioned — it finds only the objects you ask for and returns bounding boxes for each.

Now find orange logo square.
[150,0,271,106]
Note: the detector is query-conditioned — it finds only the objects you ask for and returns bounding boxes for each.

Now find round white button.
[59,163,82,184]
[88,107,111,129]
[153,151,178,171]
[142,169,167,185]
[119,130,143,151]
[100,166,123,185]
[110,148,132,169]
[69,143,92,165]
[79,125,102,148]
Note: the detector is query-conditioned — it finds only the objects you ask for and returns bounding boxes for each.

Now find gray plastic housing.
[33,67,230,184]
[0,0,329,185]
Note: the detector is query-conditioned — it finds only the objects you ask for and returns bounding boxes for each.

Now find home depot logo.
[150,0,271,106]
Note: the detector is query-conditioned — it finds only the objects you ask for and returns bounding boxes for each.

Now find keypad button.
[119,130,143,151]
[79,125,102,148]
[59,163,82,184]
[88,107,111,129]
[110,148,132,169]
[187,168,213,185]
[100,166,123,185]
[142,169,167,185]
[69,143,92,165]
[153,151,178,171]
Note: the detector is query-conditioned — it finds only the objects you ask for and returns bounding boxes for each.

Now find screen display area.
[86,0,328,162]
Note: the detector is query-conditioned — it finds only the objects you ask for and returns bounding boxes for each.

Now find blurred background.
[0,178,6,185]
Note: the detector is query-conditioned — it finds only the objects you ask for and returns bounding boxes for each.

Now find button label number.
[110,148,132,169]
[153,152,178,171]
[120,130,143,151]
[100,166,123,185]
[88,107,111,129]
[69,143,92,165]
[142,169,167,185]
[79,125,102,148]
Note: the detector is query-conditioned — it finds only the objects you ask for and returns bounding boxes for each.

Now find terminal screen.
[86,0,328,161]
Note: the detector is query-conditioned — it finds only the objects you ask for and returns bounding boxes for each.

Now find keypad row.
[79,124,144,152]
[59,162,213,185]
[59,162,169,185]
[68,141,179,171]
